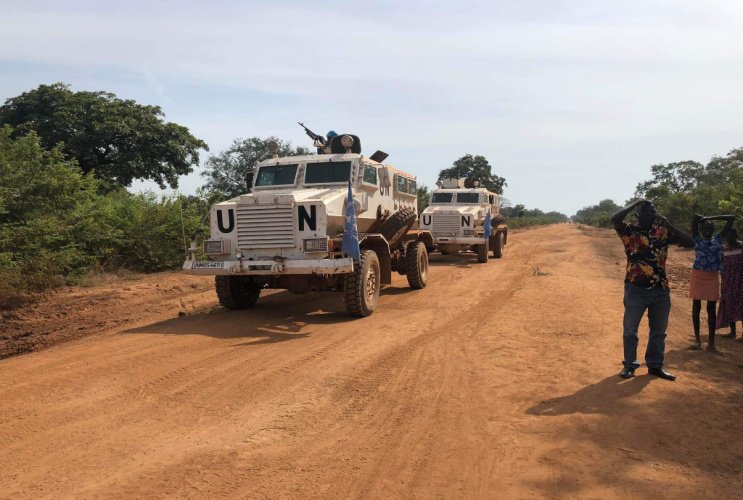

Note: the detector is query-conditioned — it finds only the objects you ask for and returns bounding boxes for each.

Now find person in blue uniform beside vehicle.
[612,199,694,381]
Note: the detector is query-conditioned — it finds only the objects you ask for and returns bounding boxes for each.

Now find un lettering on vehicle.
[216,208,235,233]
[297,204,326,238]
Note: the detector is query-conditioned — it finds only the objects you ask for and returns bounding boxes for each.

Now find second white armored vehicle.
[183,129,433,317]
[419,178,507,263]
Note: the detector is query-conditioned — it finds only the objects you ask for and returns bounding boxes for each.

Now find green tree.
[635,161,705,197]
[416,185,430,214]
[201,137,312,199]
[437,154,507,194]
[0,125,115,295]
[106,191,208,272]
[0,83,208,191]
[500,201,568,228]
[634,149,743,231]
[573,199,621,227]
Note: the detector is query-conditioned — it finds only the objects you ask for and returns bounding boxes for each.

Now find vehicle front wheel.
[215,275,261,310]
[477,243,489,263]
[344,250,381,317]
[492,232,505,258]
[405,241,429,289]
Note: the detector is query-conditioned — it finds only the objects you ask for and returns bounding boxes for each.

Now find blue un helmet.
[327,130,338,139]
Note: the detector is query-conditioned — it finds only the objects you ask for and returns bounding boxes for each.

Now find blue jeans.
[623,283,671,369]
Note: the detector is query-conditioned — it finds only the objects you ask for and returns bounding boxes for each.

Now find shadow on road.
[526,375,652,417]
[382,286,415,296]
[123,283,421,345]
[427,254,479,269]
[123,290,353,344]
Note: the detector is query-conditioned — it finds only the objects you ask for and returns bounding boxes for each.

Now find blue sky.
[2,0,742,215]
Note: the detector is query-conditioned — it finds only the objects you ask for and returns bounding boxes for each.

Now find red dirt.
[1,224,741,498]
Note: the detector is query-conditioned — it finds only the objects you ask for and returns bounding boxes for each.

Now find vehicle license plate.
[192,261,224,269]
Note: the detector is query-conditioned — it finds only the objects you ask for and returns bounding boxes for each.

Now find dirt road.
[2,225,742,498]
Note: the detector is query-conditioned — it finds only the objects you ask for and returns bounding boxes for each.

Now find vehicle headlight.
[204,240,229,255]
[463,230,475,236]
[303,238,329,253]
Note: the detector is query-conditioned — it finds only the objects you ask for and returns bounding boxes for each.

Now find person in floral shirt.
[612,199,694,380]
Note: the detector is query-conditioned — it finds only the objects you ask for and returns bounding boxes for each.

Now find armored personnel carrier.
[419,178,507,263]
[183,127,433,317]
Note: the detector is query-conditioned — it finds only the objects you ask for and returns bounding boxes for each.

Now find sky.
[2,0,742,215]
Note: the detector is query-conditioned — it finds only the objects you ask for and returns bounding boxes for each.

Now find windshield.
[431,193,453,204]
[456,193,480,204]
[304,161,352,184]
[255,164,299,186]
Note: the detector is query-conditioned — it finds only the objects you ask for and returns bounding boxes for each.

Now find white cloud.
[2,0,743,214]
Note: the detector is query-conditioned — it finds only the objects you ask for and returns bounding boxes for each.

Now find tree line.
[575,150,743,232]
[0,83,558,301]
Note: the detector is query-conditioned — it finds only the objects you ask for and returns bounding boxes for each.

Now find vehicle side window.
[363,165,378,185]
[396,175,408,193]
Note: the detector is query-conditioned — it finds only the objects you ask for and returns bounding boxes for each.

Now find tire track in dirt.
[2,225,742,498]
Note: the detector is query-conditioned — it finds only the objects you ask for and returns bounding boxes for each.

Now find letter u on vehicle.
[217,209,235,233]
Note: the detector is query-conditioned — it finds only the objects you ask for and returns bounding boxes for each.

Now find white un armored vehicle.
[419,177,507,263]
[183,126,433,317]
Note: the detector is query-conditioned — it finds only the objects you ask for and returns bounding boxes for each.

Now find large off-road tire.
[379,208,417,247]
[344,250,380,317]
[476,243,489,263]
[492,232,505,258]
[215,275,261,310]
[405,241,429,289]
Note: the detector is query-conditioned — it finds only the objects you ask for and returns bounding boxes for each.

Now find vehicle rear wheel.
[379,208,417,247]
[344,250,380,317]
[492,232,505,258]
[477,243,489,263]
[215,275,261,310]
[405,241,429,289]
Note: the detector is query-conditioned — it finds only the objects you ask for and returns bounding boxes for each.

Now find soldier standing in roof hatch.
[612,199,694,381]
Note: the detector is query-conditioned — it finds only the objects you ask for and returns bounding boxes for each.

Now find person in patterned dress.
[689,214,735,353]
[717,228,743,341]
[612,200,694,380]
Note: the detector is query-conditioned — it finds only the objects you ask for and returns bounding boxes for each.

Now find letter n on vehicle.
[299,205,317,231]
[217,209,235,233]
[461,216,471,227]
